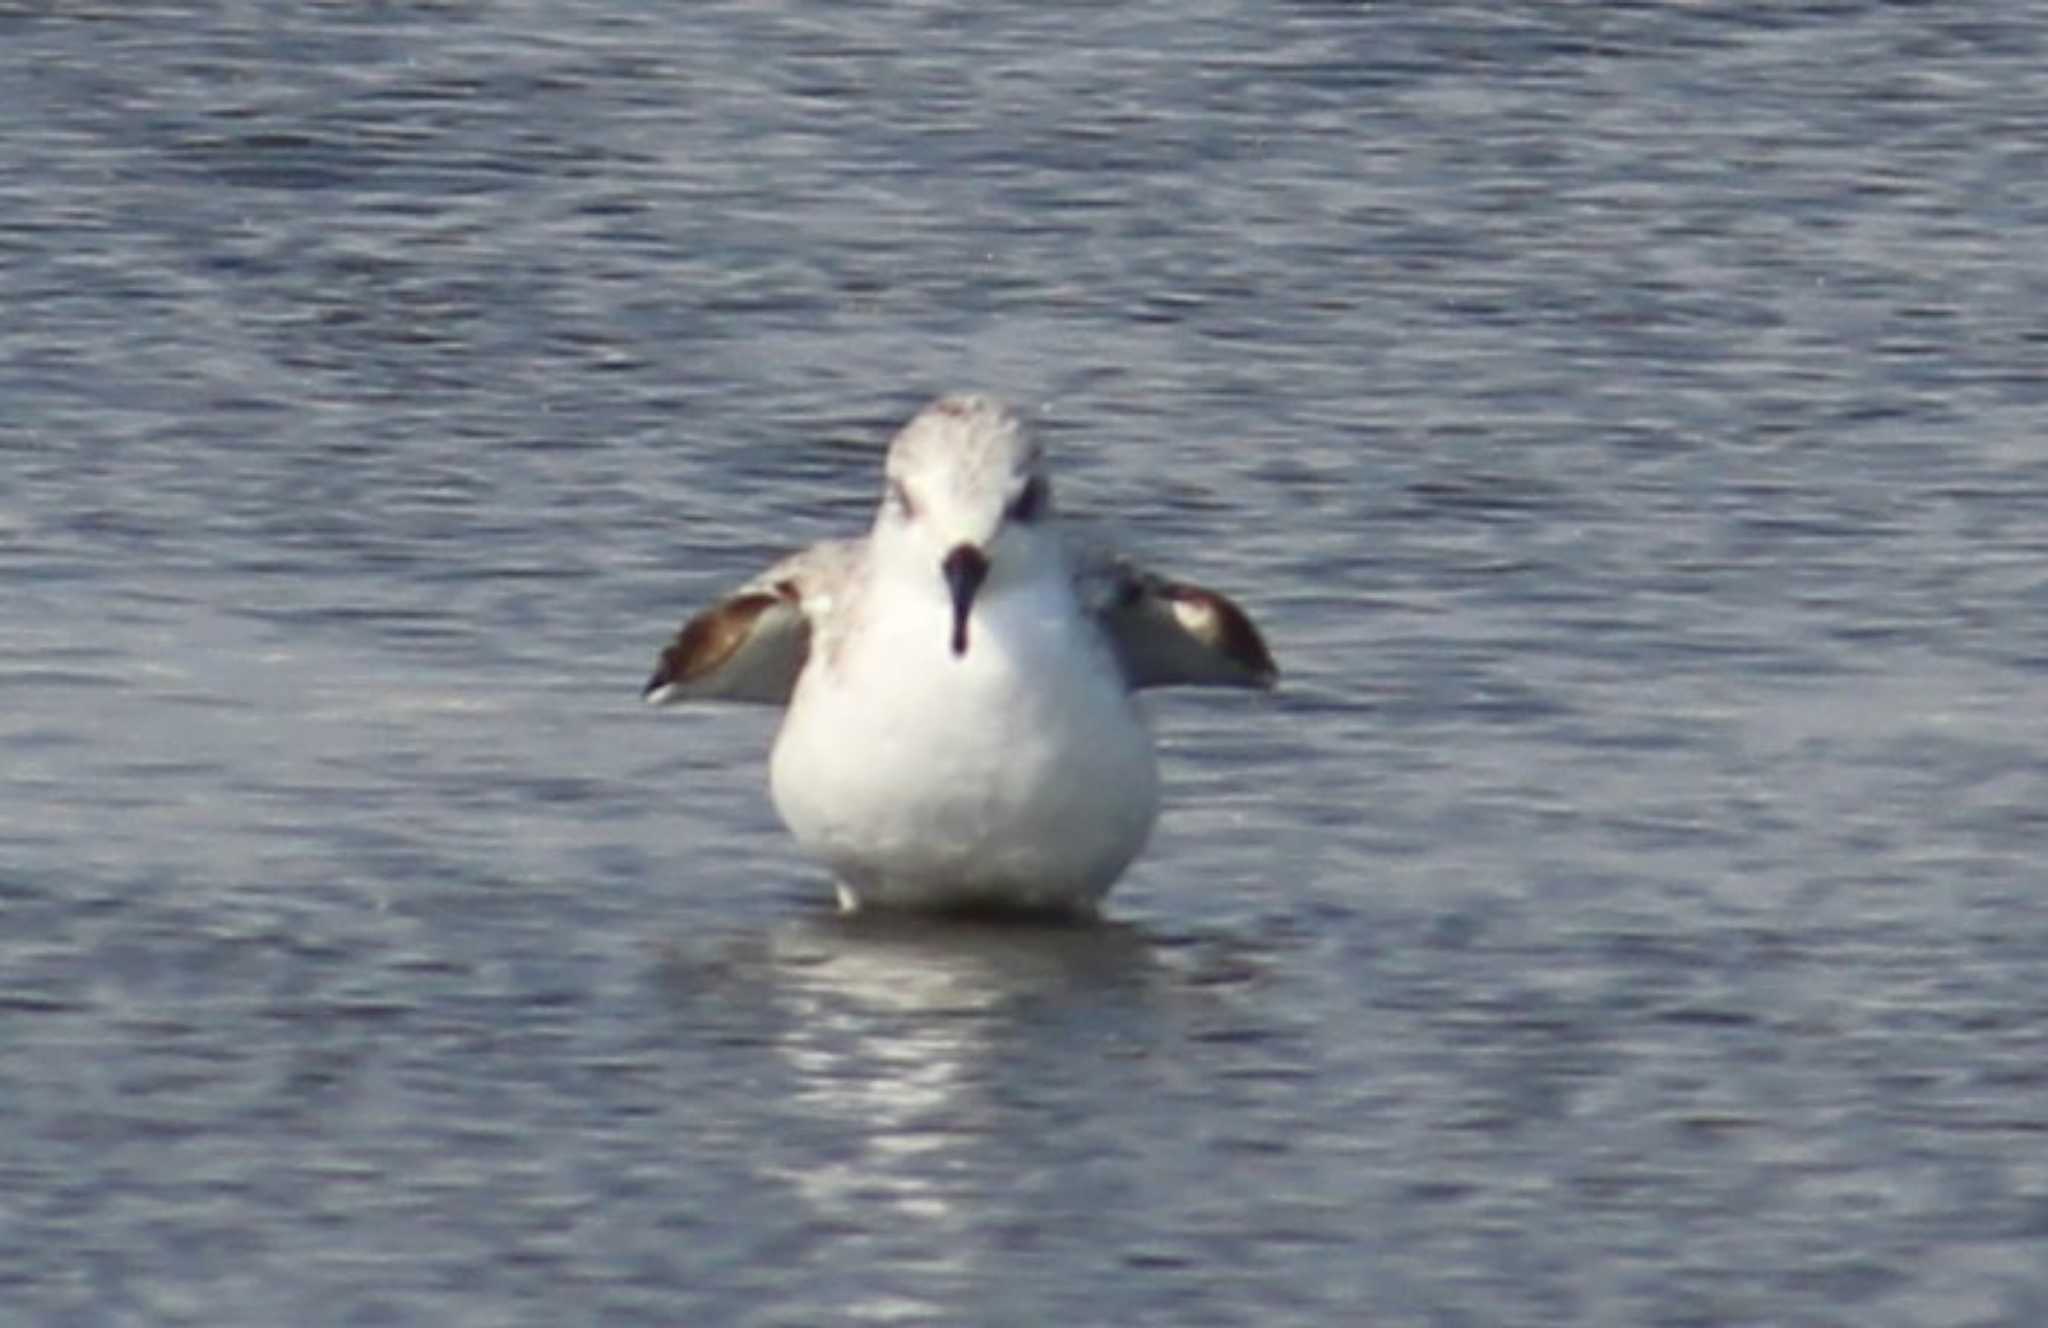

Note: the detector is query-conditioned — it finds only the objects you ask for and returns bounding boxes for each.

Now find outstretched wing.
[642,540,862,707]
[1076,548,1278,692]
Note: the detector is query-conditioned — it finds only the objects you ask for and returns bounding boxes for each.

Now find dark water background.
[6,4,2048,1324]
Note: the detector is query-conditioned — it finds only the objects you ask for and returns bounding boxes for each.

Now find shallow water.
[6,4,2048,1324]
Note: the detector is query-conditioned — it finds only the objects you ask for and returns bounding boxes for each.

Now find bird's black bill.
[941,544,989,657]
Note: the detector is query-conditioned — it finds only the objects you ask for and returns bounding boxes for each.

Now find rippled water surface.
[7,4,2048,1324]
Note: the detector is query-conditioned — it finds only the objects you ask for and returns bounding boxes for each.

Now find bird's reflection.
[772,908,1158,1010]
[652,908,1171,1314]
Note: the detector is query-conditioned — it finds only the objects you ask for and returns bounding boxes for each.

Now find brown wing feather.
[643,540,863,707]
[643,589,806,705]
[1083,550,1277,691]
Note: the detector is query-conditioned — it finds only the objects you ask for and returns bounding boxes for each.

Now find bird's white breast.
[768,570,1159,912]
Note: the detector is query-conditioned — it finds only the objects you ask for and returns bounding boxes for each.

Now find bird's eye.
[1007,475,1048,524]
[889,480,917,519]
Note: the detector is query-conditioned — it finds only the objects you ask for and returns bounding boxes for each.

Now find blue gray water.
[6,4,2048,1324]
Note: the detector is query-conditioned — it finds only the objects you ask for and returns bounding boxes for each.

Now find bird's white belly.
[768,584,1159,912]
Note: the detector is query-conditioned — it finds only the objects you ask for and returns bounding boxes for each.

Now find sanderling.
[644,393,1275,915]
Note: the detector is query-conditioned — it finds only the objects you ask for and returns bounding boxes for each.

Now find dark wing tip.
[643,591,784,703]
[1166,584,1278,689]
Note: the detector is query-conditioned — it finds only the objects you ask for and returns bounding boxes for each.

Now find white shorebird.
[643,393,1276,916]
